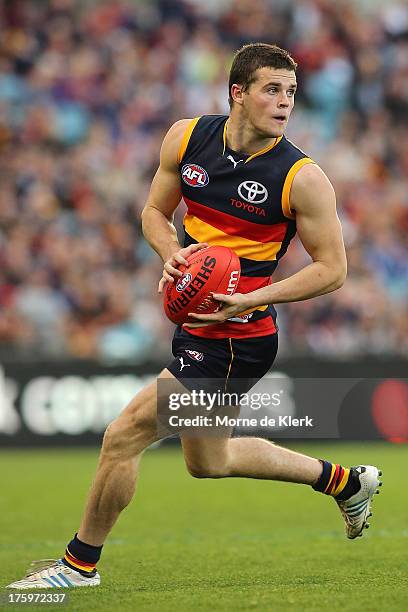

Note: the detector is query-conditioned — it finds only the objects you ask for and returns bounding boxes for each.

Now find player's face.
[241,67,297,137]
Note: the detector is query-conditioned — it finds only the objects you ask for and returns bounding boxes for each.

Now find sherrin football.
[163,245,241,325]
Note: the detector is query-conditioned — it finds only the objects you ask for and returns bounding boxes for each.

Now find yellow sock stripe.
[65,548,96,571]
[64,555,95,572]
[281,157,315,220]
[323,463,336,493]
[332,468,350,497]
[177,117,201,164]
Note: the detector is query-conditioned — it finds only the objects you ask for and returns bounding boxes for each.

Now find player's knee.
[186,459,230,479]
[102,420,130,458]
[102,407,155,458]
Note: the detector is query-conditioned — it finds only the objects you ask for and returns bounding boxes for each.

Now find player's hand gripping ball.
[163,246,241,325]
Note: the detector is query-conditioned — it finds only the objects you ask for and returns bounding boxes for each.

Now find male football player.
[7,43,381,589]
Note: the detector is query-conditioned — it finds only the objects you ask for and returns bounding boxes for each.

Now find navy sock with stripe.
[62,534,103,577]
[313,460,361,499]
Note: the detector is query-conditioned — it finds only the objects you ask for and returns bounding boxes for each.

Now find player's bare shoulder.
[160,119,194,168]
[290,162,336,215]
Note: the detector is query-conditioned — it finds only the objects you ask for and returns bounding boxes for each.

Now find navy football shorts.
[166,326,278,395]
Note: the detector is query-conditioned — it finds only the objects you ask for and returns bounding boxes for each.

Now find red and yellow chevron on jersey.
[178,114,315,339]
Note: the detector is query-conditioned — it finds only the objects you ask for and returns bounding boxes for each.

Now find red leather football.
[163,246,241,325]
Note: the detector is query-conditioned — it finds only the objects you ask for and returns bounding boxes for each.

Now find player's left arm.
[185,164,346,327]
[250,162,347,305]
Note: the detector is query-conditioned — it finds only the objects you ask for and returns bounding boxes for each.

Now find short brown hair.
[228,43,297,107]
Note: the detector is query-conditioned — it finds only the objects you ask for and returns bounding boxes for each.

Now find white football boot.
[336,465,382,539]
[6,559,100,589]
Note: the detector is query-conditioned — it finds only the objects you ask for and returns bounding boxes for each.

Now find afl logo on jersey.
[181,164,209,187]
[238,180,268,204]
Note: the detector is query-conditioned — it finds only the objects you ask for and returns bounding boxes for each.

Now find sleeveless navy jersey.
[178,114,314,339]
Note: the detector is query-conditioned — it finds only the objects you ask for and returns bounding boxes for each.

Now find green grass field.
[1,443,407,611]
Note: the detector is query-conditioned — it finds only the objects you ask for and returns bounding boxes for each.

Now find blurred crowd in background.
[0,0,407,362]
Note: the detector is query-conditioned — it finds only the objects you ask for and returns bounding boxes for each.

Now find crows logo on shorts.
[185,350,204,362]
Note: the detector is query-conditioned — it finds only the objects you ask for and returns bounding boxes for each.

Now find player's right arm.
[141,120,207,292]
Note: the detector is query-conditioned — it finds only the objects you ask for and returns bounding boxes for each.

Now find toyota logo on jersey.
[237,180,268,204]
[181,164,209,187]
